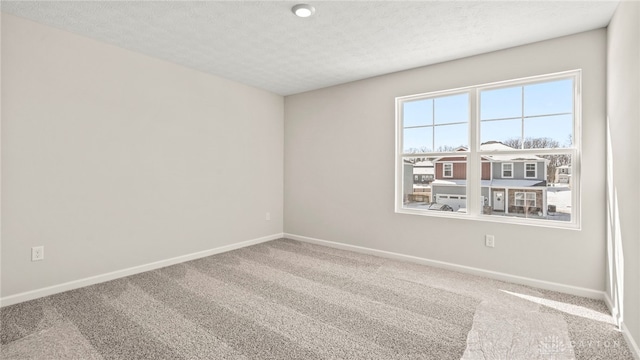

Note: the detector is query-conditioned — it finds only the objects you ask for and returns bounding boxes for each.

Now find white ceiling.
[1,1,619,96]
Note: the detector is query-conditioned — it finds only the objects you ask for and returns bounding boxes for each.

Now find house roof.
[414,160,434,167]
[432,179,472,186]
[414,168,435,175]
[432,141,548,163]
[479,142,546,162]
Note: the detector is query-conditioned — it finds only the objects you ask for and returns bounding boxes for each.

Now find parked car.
[428,203,454,211]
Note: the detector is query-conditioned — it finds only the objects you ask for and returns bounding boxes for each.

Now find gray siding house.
[431,142,549,215]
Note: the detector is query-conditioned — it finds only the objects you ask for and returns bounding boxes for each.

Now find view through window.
[396,71,580,227]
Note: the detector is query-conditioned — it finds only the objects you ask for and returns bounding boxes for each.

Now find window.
[396,70,580,228]
[502,163,513,178]
[414,175,418,180]
[515,192,536,207]
[443,163,453,177]
[525,163,537,178]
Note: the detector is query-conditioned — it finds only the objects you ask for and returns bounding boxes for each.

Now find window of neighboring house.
[525,163,537,178]
[414,175,419,180]
[502,163,513,178]
[396,70,580,228]
[515,192,536,207]
[443,163,453,177]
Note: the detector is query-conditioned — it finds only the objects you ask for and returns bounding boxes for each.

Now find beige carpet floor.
[1,238,634,359]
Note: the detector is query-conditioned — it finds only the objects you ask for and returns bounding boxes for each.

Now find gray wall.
[1,14,284,297]
[491,161,545,181]
[285,30,606,291]
[606,0,640,350]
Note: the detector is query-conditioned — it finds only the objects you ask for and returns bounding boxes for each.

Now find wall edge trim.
[0,233,284,307]
[284,232,605,299]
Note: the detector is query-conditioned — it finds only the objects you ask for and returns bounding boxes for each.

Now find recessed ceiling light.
[292,4,315,18]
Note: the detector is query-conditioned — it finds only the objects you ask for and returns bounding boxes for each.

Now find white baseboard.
[0,233,284,307]
[622,322,640,360]
[284,233,605,300]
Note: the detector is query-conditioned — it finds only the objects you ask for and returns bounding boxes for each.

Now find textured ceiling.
[1,1,619,95]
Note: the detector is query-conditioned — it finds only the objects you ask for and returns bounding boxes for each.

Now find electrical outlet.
[485,235,495,248]
[31,246,45,261]
[265,212,271,221]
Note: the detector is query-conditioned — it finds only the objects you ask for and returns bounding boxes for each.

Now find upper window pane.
[480,86,522,120]
[524,115,573,148]
[479,77,574,150]
[434,93,469,124]
[480,119,521,145]
[403,99,433,127]
[401,92,469,153]
[403,127,433,153]
[434,123,468,151]
[524,79,573,117]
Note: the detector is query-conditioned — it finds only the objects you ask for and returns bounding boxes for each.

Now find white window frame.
[515,192,537,207]
[525,162,537,179]
[395,70,581,229]
[443,163,453,178]
[501,163,514,178]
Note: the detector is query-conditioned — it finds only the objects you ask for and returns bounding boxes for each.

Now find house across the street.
[431,141,548,216]
[556,164,571,184]
[413,160,435,184]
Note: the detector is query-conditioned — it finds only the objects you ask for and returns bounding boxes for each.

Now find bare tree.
[502,137,571,183]
[436,145,460,152]
[502,137,561,149]
[404,146,432,163]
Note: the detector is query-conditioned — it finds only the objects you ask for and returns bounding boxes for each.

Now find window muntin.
[396,70,580,228]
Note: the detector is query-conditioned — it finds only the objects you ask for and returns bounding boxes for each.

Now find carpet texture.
[1,238,634,359]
